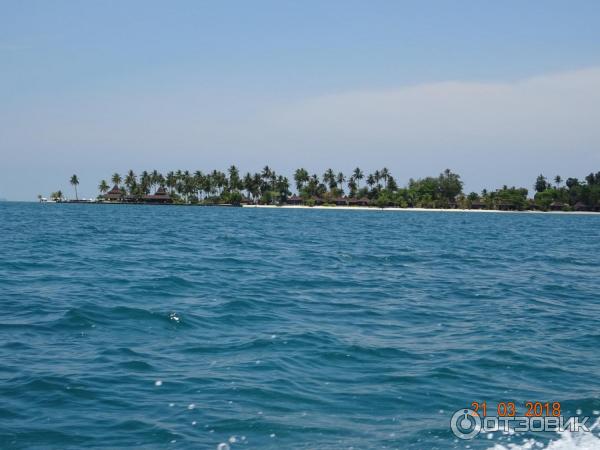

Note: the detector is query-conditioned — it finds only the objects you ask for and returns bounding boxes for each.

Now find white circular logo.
[450,408,482,440]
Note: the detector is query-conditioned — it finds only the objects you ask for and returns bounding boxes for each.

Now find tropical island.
[43,166,600,212]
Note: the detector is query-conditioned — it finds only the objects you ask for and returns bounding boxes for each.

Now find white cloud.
[232,66,600,190]
[250,67,600,157]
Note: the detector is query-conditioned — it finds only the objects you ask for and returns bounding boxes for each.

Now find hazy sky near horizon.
[2,1,600,200]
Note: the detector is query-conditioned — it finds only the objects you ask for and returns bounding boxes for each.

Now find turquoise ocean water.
[1,202,599,449]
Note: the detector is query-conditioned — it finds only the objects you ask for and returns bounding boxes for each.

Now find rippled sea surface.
[1,202,600,450]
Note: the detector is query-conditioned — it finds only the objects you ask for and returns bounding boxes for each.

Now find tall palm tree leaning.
[70,174,79,200]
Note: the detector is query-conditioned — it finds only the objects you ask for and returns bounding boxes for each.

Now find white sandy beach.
[241,204,599,215]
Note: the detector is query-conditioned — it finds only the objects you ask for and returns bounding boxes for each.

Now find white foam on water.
[486,418,600,450]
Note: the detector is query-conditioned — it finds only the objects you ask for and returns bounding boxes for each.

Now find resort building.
[285,195,303,205]
[348,197,370,207]
[143,186,172,204]
[103,185,125,202]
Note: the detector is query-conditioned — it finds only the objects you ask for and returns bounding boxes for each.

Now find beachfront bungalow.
[123,195,138,203]
[348,197,370,207]
[143,186,172,204]
[497,202,513,211]
[103,185,124,202]
[550,201,566,211]
[470,200,486,210]
[286,195,303,205]
[333,197,348,206]
[574,201,590,212]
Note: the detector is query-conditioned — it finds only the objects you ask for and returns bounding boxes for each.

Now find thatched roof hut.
[103,185,124,201]
[286,195,303,205]
[574,201,589,211]
[348,197,370,206]
[143,186,172,204]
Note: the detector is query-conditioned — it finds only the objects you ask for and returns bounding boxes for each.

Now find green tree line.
[56,167,600,210]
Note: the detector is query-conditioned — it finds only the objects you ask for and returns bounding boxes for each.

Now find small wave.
[116,360,155,371]
[487,418,600,450]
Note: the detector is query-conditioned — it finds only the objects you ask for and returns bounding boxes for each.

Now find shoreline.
[27,201,600,215]
[242,204,600,215]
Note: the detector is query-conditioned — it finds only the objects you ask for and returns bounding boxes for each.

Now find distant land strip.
[41,167,600,212]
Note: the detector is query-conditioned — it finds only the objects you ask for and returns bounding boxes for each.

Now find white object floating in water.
[228,436,237,443]
[188,403,195,410]
[217,444,230,450]
[154,380,163,387]
[270,433,276,438]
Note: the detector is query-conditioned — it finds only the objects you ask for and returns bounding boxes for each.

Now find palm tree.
[374,170,382,189]
[347,177,358,197]
[367,174,375,191]
[252,173,262,199]
[275,175,291,202]
[111,173,122,187]
[554,175,562,188]
[381,167,390,188]
[535,174,548,193]
[323,168,336,191]
[242,172,254,200]
[70,174,79,200]
[151,170,160,191]
[228,165,241,191]
[125,170,136,194]
[294,168,309,192]
[140,171,150,194]
[336,172,345,195]
[166,171,176,194]
[98,180,109,195]
[261,166,272,181]
[353,167,363,189]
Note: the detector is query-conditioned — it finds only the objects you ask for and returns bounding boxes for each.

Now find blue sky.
[1,0,600,200]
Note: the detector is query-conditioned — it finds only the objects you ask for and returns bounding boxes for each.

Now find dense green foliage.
[60,167,600,211]
[531,172,600,211]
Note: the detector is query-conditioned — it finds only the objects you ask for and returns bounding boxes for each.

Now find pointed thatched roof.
[106,185,124,195]
[103,185,124,200]
[153,186,168,196]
